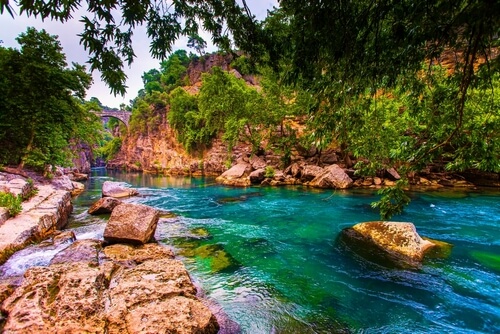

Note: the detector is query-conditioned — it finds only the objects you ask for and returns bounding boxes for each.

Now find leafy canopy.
[0,27,102,170]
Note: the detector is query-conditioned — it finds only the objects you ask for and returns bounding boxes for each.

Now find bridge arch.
[91,109,131,128]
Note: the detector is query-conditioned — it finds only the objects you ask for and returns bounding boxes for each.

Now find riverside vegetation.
[2,1,499,218]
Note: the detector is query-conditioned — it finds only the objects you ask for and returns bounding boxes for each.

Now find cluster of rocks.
[0,180,219,333]
[216,154,358,189]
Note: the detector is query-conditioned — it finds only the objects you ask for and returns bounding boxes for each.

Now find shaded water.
[5,169,500,333]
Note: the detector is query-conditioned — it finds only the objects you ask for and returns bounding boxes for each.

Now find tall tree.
[0,27,101,170]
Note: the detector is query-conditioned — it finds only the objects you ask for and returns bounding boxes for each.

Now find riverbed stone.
[88,197,122,215]
[106,258,219,334]
[103,243,175,263]
[249,168,265,184]
[102,181,139,198]
[50,239,103,266]
[1,243,219,333]
[309,164,353,189]
[301,165,324,182]
[215,163,252,187]
[340,221,441,268]
[103,203,159,245]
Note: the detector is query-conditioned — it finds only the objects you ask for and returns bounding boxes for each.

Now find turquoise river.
[10,169,500,333]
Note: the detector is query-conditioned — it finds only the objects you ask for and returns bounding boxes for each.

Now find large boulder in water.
[103,203,159,245]
[102,181,138,198]
[88,197,122,215]
[339,221,450,268]
[309,164,353,189]
[1,243,219,333]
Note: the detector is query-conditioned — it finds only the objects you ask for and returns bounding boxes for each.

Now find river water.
[3,169,500,333]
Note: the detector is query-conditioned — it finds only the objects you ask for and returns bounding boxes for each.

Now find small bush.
[0,192,23,216]
[264,166,275,178]
[22,178,39,201]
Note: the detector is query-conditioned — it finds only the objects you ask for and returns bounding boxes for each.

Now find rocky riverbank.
[0,171,220,333]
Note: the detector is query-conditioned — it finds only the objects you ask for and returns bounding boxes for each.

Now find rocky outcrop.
[1,242,219,333]
[102,181,139,198]
[215,163,252,187]
[339,221,451,268]
[249,168,265,184]
[88,197,122,215]
[309,164,353,189]
[0,184,72,263]
[103,203,159,245]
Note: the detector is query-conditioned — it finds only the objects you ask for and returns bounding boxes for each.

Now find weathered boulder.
[70,181,85,196]
[103,243,175,263]
[0,243,219,333]
[284,162,302,179]
[102,181,139,198]
[1,262,115,333]
[88,197,122,215]
[249,155,266,170]
[300,165,324,182]
[215,163,251,187]
[249,168,265,184]
[106,258,218,333]
[309,164,353,189]
[103,203,159,245]
[50,239,103,266]
[385,168,401,181]
[339,221,449,268]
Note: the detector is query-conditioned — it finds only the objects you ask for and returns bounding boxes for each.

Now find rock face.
[102,181,139,198]
[103,203,159,245]
[309,164,353,189]
[88,197,122,215]
[340,221,445,268]
[1,242,219,333]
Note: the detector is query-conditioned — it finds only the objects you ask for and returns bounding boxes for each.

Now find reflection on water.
[4,168,499,333]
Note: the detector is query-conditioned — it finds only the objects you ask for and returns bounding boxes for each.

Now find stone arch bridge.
[92,109,131,127]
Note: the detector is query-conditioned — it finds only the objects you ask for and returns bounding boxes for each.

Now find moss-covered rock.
[194,244,240,273]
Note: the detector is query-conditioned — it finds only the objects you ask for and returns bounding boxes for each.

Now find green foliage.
[99,137,122,161]
[264,166,275,178]
[231,55,256,76]
[22,178,39,201]
[371,180,411,220]
[198,67,267,152]
[0,192,22,217]
[0,28,102,170]
[168,87,208,151]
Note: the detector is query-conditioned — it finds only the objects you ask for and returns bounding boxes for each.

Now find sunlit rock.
[1,242,219,333]
[215,163,252,187]
[103,243,174,264]
[88,197,122,215]
[103,203,159,245]
[340,221,451,269]
[102,181,139,198]
[309,164,353,189]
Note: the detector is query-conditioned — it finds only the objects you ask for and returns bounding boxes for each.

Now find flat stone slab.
[0,185,72,260]
[102,181,139,198]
